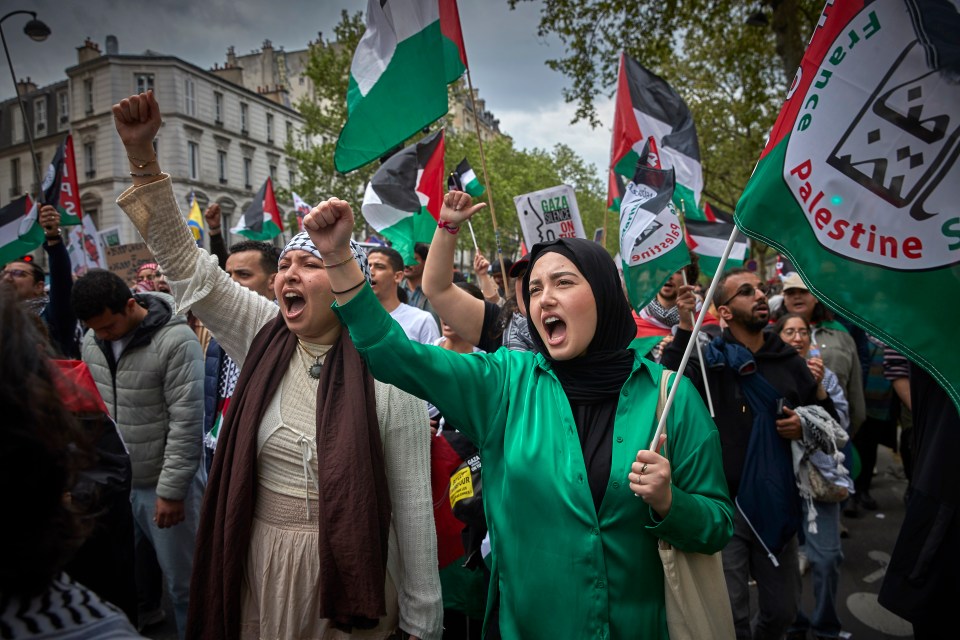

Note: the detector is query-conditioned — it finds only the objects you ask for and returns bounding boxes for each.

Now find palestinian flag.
[619,151,690,314]
[684,218,748,277]
[231,178,283,241]
[0,195,43,265]
[703,201,734,224]
[41,134,83,226]
[334,0,467,173]
[607,168,626,213]
[448,158,484,197]
[362,129,445,264]
[611,52,706,221]
[735,0,960,410]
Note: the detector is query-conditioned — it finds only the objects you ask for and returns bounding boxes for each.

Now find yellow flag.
[187,193,204,246]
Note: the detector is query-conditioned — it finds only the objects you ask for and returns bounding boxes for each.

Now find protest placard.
[105,243,154,284]
[513,185,586,248]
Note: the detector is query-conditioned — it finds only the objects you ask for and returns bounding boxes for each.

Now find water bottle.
[808,346,821,359]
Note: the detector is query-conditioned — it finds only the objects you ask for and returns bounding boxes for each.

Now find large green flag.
[334,0,467,173]
[735,0,960,409]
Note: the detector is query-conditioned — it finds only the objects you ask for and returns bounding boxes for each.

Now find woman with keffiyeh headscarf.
[306,190,734,639]
[111,91,441,640]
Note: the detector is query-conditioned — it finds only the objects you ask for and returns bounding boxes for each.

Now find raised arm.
[419,192,488,345]
[204,203,228,269]
[112,92,276,365]
[303,198,509,447]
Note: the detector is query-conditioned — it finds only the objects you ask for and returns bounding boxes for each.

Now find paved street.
[143,446,914,640]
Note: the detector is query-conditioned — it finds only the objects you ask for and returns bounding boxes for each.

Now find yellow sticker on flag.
[449,466,474,508]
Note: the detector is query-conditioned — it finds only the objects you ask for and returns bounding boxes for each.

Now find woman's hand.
[112,91,162,151]
[302,197,356,259]
[805,356,824,384]
[629,435,673,517]
[440,191,487,226]
[473,251,490,276]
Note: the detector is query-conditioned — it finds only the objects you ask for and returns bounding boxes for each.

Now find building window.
[240,103,249,134]
[58,91,69,127]
[10,158,21,197]
[184,77,196,117]
[11,105,23,143]
[218,150,228,184]
[266,113,274,144]
[269,164,277,182]
[83,142,96,179]
[288,169,295,189]
[135,73,155,95]
[188,141,199,180]
[286,121,293,144]
[214,92,223,124]
[83,79,94,114]
[34,98,47,137]
[243,157,252,188]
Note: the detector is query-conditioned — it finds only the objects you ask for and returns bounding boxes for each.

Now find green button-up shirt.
[338,286,733,639]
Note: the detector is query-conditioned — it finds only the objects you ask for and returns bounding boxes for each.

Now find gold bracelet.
[322,253,355,268]
[128,154,157,169]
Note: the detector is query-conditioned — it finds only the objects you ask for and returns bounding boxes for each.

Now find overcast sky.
[2,0,615,181]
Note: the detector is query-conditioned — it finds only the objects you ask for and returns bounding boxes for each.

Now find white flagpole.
[682,270,715,417]
[649,227,741,451]
[467,220,480,252]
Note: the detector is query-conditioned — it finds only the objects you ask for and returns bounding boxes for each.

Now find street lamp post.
[1,10,51,203]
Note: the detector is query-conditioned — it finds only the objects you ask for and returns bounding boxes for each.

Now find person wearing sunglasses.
[663,268,839,640]
[1,204,80,359]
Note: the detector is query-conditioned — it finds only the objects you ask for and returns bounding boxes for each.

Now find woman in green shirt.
[307,191,734,639]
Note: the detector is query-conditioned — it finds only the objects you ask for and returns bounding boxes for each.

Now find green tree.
[289,9,611,262]
[285,10,371,206]
[508,1,822,275]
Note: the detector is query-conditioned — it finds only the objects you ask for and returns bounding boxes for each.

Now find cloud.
[498,96,616,177]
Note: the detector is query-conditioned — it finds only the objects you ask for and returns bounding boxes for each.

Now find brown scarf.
[185,315,392,639]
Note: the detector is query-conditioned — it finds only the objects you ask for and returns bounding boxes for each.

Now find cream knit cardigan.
[117,176,442,640]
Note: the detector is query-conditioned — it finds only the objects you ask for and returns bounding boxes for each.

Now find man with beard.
[662,268,834,640]
[633,256,719,361]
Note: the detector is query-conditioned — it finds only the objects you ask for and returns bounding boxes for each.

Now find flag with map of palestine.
[611,52,707,221]
[619,141,690,315]
[334,0,467,173]
[734,0,960,410]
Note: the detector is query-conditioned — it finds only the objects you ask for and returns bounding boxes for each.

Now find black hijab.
[522,238,636,510]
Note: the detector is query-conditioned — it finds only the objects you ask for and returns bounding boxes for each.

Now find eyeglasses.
[780,328,810,338]
[2,268,30,279]
[719,283,768,307]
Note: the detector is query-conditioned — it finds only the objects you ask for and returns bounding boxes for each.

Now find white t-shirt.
[390,303,441,344]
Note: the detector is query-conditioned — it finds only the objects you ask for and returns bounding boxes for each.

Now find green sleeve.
[336,285,511,447]
[647,375,734,553]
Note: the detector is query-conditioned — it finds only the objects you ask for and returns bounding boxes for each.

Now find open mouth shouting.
[542,314,567,346]
[283,289,307,319]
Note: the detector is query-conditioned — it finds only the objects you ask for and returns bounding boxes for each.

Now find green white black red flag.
[735,0,960,409]
[361,129,446,264]
[685,218,748,278]
[231,178,283,241]
[334,0,467,173]
[610,52,706,221]
[0,195,42,264]
[448,158,485,197]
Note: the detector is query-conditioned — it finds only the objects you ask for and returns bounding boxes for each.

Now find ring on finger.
[640,463,649,475]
